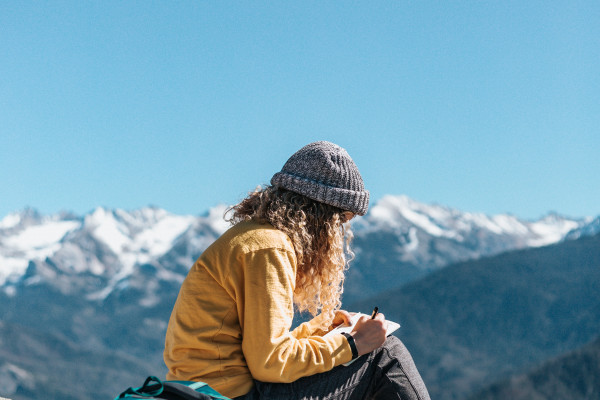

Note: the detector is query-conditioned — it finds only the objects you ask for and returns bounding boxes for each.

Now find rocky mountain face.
[0,196,598,399]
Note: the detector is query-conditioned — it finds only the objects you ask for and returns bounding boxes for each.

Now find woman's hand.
[331,310,353,329]
[350,313,387,356]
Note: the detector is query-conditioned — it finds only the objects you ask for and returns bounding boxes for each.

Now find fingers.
[354,313,386,332]
[339,310,352,325]
[357,313,385,325]
[333,310,352,327]
[351,313,388,356]
[374,313,388,332]
[370,313,387,332]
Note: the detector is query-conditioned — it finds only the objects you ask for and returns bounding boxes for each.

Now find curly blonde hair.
[226,185,354,328]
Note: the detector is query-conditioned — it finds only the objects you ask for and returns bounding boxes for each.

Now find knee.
[382,336,431,399]
[381,335,415,364]
[383,335,406,353]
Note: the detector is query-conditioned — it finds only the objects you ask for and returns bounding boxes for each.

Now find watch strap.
[341,332,359,360]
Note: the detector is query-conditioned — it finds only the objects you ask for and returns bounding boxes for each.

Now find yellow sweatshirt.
[163,221,353,398]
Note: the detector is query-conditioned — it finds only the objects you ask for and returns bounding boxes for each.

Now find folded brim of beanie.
[271,172,369,216]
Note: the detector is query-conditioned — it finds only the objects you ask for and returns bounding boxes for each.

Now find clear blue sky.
[1,1,598,220]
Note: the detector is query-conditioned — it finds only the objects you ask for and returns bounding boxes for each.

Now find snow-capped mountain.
[359,195,584,247]
[0,195,596,301]
[344,195,595,299]
[0,205,229,294]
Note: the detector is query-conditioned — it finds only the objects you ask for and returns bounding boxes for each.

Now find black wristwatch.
[341,332,359,360]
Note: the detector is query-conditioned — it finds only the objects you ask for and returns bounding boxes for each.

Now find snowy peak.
[365,195,462,238]
[0,197,597,299]
[202,204,231,235]
[0,209,81,285]
[361,195,587,248]
[527,213,584,246]
[0,208,60,232]
[83,206,196,264]
[0,211,24,230]
[0,206,228,287]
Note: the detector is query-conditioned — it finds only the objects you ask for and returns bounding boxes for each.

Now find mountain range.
[1,195,599,399]
[2,195,597,302]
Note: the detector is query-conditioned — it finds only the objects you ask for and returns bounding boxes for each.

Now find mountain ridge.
[2,195,597,301]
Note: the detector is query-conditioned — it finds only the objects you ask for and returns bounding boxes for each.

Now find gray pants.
[234,336,430,400]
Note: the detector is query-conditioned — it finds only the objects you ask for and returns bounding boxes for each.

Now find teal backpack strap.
[165,381,231,400]
[114,376,232,400]
[115,376,164,399]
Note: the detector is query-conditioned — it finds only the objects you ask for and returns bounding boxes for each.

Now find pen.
[370,306,379,319]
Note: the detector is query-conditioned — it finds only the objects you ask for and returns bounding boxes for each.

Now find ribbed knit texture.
[271,141,369,215]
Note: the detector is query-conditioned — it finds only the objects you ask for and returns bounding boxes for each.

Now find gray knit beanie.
[271,141,369,216]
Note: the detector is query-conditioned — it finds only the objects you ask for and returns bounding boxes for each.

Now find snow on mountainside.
[0,210,80,284]
[565,216,600,240]
[0,205,229,289]
[0,196,596,300]
[342,195,594,300]
[357,195,585,248]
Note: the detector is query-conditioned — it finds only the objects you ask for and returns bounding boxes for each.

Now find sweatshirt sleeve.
[240,247,353,383]
[290,314,330,339]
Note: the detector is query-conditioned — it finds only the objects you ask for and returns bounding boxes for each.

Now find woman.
[164,141,430,399]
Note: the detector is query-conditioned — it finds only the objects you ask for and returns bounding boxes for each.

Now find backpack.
[114,376,231,400]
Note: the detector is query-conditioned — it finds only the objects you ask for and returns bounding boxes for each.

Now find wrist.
[341,332,359,360]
